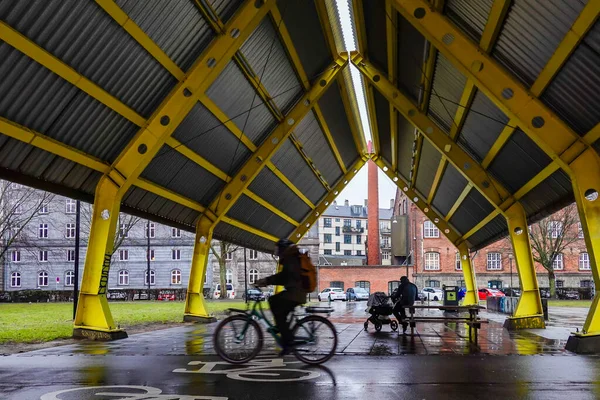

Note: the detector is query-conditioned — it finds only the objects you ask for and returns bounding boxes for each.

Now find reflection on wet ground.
[18,301,572,358]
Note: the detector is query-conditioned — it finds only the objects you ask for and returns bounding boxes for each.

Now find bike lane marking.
[40,385,228,400]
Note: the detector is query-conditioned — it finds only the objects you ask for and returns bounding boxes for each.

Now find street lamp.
[509,253,513,290]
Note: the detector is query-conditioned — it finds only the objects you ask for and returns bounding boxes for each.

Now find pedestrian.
[390,276,418,333]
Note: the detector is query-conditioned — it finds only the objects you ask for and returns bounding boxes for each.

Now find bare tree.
[80,203,141,255]
[529,203,581,298]
[210,240,239,299]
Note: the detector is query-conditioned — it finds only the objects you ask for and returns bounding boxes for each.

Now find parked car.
[421,287,443,301]
[157,290,176,301]
[214,284,235,299]
[346,287,369,301]
[539,288,551,298]
[243,288,266,301]
[478,288,505,300]
[107,291,127,300]
[318,287,346,301]
[501,288,521,297]
[558,290,580,300]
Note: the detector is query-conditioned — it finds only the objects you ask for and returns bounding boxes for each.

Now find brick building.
[318,265,414,294]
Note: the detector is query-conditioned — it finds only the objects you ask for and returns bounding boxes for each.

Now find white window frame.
[39,203,49,214]
[225,251,233,261]
[14,204,23,215]
[118,223,129,238]
[171,227,181,238]
[553,253,564,270]
[549,221,563,239]
[172,249,181,260]
[145,222,156,238]
[38,271,48,287]
[171,269,182,285]
[487,252,502,270]
[118,270,129,286]
[423,220,440,238]
[578,222,584,239]
[65,271,75,286]
[579,252,590,270]
[65,199,76,214]
[119,249,129,261]
[248,249,258,260]
[66,223,75,238]
[11,250,21,263]
[249,269,259,284]
[145,270,156,285]
[67,249,75,262]
[38,223,48,238]
[11,272,21,288]
[382,250,390,260]
[39,250,48,262]
[455,252,462,270]
[226,269,233,284]
[147,249,155,262]
[424,252,440,270]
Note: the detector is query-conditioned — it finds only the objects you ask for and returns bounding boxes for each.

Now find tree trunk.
[219,259,228,300]
[548,270,556,299]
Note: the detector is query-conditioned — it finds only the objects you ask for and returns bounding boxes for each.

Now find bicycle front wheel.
[214,315,263,364]
[292,315,337,365]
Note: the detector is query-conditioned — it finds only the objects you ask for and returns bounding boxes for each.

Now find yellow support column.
[457,243,477,306]
[504,203,545,330]
[184,216,216,322]
[566,149,600,352]
[73,178,127,340]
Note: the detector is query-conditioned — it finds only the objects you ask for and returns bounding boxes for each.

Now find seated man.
[256,239,307,355]
[391,276,418,333]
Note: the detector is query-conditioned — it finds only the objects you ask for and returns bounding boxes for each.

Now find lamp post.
[509,253,513,290]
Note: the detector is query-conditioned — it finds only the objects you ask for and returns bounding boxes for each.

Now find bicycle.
[213,295,338,365]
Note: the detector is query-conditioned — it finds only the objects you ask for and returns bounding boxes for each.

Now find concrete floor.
[1,301,598,399]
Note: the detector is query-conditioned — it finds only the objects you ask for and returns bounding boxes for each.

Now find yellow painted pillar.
[184,216,216,322]
[504,203,545,330]
[73,177,127,340]
[457,242,478,305]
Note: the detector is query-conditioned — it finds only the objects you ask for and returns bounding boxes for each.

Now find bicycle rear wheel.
[292,315,337,365]
[214,314,263,364]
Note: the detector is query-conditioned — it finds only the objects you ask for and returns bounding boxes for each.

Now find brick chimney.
[367,141,380,265]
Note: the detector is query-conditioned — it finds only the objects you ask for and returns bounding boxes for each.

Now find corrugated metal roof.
[271,140,327,205]
[432,163,468,216]
[123,186,200,227]
[172,102,251,175]
[373,90,392,163]
[395,11,427,103]
[317,82,360,168]
[226,194,295,239]
[492,0,587,87]
[362,0,387,73]
[520,169,573,218]
[488,129,551,193]
[457,90,509,162]
[116,0,214,71]
[0,0,178,118]
[292,110,343,186]
[540,20,600,136]
[205,61,277,145]
[445,0,494,43]
[276,0,332,80]
[427,53,467,134]
[207,0,244,23]
[449,189,495,235]
[240,18,303,113]
[214,221,277,253]
[415,140,442,198]
[397,113,415,182]
[465,214,507,249]
[141,146,225,206]
[249,168,311,223]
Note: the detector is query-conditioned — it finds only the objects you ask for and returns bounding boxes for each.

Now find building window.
[119,249,129,261]
[343,219,351,227]
[11,250,20,263]
[382,251,390,260]
[324,234,332,244]
[381,237,390,248]
[335,227,340,236]
[335,218,340,222]
[356,235,362,244]
[330,281,344,289]
[549,221,563,238]
[39,203,49,214]
[344,234,351,244]
[553,253,564,270]
[455,253,462,270]
[67,250,75,262]
[355,281,370,292]
[10,272,21,288]
[579,252,590,270]
[39,250,48,262]
[356,250,362,256]
[344,250,352,256]
[226,269,233,284]
[324,218,332,228]
[145,222,155,238]
[225,251,233,260]
[488,280,502,289]
[249,269,259,284]
[487,252,502,270]
[118,270,129,286]
[38,271,48,287]
[457,280,466,287]
[356,220,362,229]
[65,271,75,286]
[66,223,75,238]
[171,228,181,238]
[147,249,155,261]
[14,205,23,215]
[248,249,258,260]
[118,223,129,238]
[578,222,584,239]
[556,280,564,288]
[335,242,340,252]
[38,223,48,238]
[426,280,441,288]
[424,252,440,270]
[145,270,156,285]
[324,249,332,255]
[171,269,182,285]
[423,220,439,238]
[388,281,400,295]
[65,199,76,214]
[581,280,593,288]
[172,249,181,260]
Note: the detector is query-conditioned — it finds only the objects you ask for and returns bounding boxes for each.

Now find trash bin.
[443,285,459,307]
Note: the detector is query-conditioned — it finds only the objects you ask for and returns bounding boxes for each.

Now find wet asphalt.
[1,301,599,399]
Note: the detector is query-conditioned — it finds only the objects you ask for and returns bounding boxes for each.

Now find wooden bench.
[402,305,487,344]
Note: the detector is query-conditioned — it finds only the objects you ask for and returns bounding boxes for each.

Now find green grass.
[0,300,259,344]
[547,299,593,308]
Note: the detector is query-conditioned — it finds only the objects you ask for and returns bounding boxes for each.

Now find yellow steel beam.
[386,0,398,170]
[288,135,331,190]
[222,216,279,242]
[420,0,445,111]
[243,190,300,226]
[427,159,446,203]
[0,22,146,128]
[313,105,347,173]
[267,162,316,209]
[184,217,215,320]
[165,138,231,182]
[192,0,226,34]
[456,242,478,305]
[410,135,424,188]
[460,210,499,243]
[365,84,381,154]
[586,123,600,145]
[338,74,369,155]
[481,120,517,168]
[95,0,185,80]
[353,0,369,58]
[446,184,472,221]
[315,0,339,58]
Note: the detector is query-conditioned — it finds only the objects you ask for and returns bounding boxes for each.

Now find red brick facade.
[319,265,414,294]
[367,141,380,265]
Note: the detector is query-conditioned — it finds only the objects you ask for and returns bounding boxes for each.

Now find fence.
[487,296,549,320]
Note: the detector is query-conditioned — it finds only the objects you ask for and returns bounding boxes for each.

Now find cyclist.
[255,238,306,355]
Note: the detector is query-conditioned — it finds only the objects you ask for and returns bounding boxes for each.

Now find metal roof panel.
[427,53,467,134]
[466,214,508,250]
[227,194,295,239]
[446,0,494,43]
[208,0,244,23]
[449,189,495,235]
[395,11,427,103]
[397,113,415,181]
[415,140,442,198]
[361,0,387,73]
[373,89,392,163]
[432,163,468,216]
[214,221,277,254]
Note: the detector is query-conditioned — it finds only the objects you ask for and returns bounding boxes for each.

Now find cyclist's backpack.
[299,252,317,292]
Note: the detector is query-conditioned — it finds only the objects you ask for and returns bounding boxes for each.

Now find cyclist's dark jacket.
[264,245,307,304]
[391,281,418,306]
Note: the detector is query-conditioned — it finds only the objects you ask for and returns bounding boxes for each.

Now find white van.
[214,283,235,299]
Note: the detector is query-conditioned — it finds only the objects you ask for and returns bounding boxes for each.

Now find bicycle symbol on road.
[173,357,321,382]
[40,385,227,400]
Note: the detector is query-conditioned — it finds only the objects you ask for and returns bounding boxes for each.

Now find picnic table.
[404,305,487,344]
